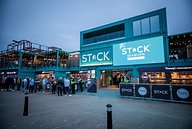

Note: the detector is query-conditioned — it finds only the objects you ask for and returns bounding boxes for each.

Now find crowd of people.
[0,76,86,96]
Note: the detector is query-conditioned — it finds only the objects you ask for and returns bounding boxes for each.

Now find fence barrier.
[119,83,192,103]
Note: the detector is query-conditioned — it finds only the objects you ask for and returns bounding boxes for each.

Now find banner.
[152,85,171,100]
[119,83,134,96]
[135,84,150,98]
[172,85,192,102]
[113,36,165,66]
[80,47,112,66]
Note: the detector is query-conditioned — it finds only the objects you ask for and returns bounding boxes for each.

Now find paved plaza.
[0,89,192,129]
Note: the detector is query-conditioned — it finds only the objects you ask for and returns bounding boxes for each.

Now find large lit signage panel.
[80,47,112,66]
[113,36,165,66]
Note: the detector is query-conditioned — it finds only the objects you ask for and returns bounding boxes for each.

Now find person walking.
[57,77,63,96]
[64,77,71,96]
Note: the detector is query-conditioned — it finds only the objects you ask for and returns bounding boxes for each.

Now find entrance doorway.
[100,69,132,87]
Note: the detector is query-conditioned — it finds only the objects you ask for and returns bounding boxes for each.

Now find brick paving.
[0,89,192,129]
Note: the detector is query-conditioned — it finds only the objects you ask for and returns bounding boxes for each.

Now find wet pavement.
[0,89,192,129]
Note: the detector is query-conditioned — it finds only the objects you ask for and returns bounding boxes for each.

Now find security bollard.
[23,92,29,116]
[106,104,112,129]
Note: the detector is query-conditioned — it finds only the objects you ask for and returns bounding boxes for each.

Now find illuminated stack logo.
[80,47,112,66]
[120,43,151,61]
[113,36,165,66]
[82,51,110,63]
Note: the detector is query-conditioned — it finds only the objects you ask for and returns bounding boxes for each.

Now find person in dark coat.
[52,79,57,94]
[5,76,14,91]
[57,77,63,96]
[71,78,75,94]
[17,77,22,91]
[78,77,83,92]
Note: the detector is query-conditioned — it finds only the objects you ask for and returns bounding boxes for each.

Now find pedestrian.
[71,77,75,94]
[46,82,51,94]
[12,77,16,91]
[57,77,63,96]
[52,79,57,94]
[17,77,22,91]
[23,78,28,93]
[38,79,43,93]
[27,77,30,92]
[29,78,35,93]
[64,77,71,96]
[34,78,40,93]
[78,77,83,92]
[63,79,66,95]
[42,77,47,93]
[0,77,2,91]
[2,76,6,91]
[5,76,14,91]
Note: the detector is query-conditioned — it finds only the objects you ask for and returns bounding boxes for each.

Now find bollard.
[106,104,112,129]
[23,92,29,116]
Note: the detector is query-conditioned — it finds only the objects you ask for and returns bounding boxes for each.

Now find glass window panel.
[141,18,150,34]
[103,34,107,40]
[133,20,141,36]
[93,37,97,43]
[120,31,125,37]
[150,15,160,33]
[98,35,103,42]
[113,32,118,38]
[109,33,113,39]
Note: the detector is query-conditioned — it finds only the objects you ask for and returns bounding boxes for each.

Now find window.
[141,18,150,34]
[133,20,141,36]
[133,15,160,37]
[83,24,125,45]
[150,15,160,33]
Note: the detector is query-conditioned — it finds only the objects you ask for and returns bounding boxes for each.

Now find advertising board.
[135,84,150,98]
[119,83,134,96]
[80,47,112,66]
[152,85,171,100]
[172,85,192,102]
[113,36,165,66]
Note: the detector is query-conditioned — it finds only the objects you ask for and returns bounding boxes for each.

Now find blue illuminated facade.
[1,8,192,86]
[80,8,169,85]
[80,8,192,86]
